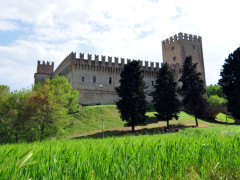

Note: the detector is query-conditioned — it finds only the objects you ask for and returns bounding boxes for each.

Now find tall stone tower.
[162,32,206,84]
[34,60,54,84]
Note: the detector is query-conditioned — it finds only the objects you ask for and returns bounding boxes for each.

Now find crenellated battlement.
[74,52,160,71]
[162,32,202,46]
[38,60,54,66]
[36,60,54,74]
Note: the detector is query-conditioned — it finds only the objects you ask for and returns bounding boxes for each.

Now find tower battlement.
[34,60,54,84]
[162,32,206,84]
[162,32,202,47]
[36,60,54,74]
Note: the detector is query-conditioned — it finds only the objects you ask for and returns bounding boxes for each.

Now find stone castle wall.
[52,52,160,105]
[35,32,205,105]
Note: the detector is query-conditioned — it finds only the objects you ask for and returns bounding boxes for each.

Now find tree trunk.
[195,116,198,126]
[40,124,44,141]
[15,133,18,143]
[167,120,170,129]
[131,125,135,132]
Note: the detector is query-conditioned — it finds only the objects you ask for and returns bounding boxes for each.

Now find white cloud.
[1,0,240,90]
[0,20,20,31]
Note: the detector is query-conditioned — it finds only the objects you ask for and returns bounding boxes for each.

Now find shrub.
[208,95,227,105]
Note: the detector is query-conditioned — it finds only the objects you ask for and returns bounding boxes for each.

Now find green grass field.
[0,105,239,179]
[216,113,235,123]
[0,126,239,179]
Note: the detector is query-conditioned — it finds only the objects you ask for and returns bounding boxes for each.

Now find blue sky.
[1,0,240,91]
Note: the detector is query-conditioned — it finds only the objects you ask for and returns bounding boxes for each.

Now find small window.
[152,81,154,86]
[192,45,195,50]
[109,77,112,84]
[173,56,176,61]
[172,46,174,50]
[93,76,96,83]
[82,76,85,82]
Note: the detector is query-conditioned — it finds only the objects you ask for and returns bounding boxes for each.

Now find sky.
[0,0,240,91]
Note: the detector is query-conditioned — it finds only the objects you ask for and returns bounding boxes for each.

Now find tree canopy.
[152,63,180,129]
[1,90,31,142]
[208,95,227,106]
[115,61,147,132]
[206,85,227,105]
[27,76,79,141]
[0,85,10,95]
[206,84,224,98]
[0,76,79,143]
[178,56,207,126]
[219,47,240,119]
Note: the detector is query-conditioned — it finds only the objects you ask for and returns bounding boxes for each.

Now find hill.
[65,105,235,139]
[0,105,239,179]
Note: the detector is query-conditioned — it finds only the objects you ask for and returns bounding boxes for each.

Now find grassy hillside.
[216,113,235,123]
[66,105,125,138]
[66,105,235,139]
[1,105,239,179]
[0,126,239,179]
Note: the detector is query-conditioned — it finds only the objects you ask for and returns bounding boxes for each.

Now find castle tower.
[162,32,206,84]
[34,60,54,84]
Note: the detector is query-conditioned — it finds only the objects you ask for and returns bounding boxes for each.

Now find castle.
[34,32,206,105]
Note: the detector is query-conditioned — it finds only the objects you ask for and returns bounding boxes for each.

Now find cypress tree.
[152,63,180,129]
[178,56,207,126]
[115,61,147,132]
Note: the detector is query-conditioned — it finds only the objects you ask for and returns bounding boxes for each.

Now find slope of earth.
[66,105,236,139]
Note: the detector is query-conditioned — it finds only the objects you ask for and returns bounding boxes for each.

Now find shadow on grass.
[123,116,160,127]
[144,116,160,125]
[72,124,196,139]
[181,111,237,125]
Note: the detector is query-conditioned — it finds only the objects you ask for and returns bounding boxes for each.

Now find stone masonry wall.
[37,60,54,74]
[52,52,160,105]
[162,32,206,84]
[34,60,54,84]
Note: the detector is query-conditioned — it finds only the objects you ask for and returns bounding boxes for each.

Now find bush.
[206,85,224,98]
[208,95,227,105]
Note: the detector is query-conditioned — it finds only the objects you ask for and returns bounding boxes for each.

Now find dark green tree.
[219,47,240,119]
[115,61,147,132]
[178,56,207,126]
[152,63,180,129]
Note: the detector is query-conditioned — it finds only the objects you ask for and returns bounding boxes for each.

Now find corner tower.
[34,61,54,84]
[162,32,206,84]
